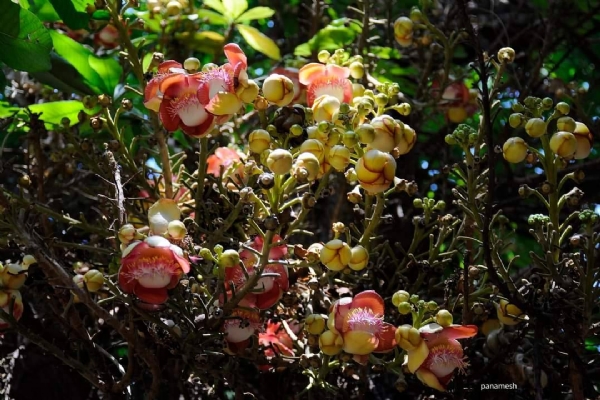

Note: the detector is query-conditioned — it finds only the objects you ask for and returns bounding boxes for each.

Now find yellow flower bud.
[356,149,397,194]
[353,83,365,98]
[392,290,410,307]
[573,122,593,160]
[165,0,182,16]
[394,17,414,47]
[22,255,36,266]
[435,309,453,327]
[266,149,293,175]
[238,79,260,103]
[356,124,375,144]
[312,94,341,123]
[395,324,422,351]
[397,302,411,314]
[502,137,528,163]
[248,129,271,154]
[148,199,181,236]
[397,124,416,155]
[306,243,323,263]
[555,102,570,115]
[556,117,576,133]
[550,131,577,158]
[320,239,352,271]
[83,269,105,293]
[293,152,320,182]
[183,57,200,72]
[328,145,351,171]
[348,245,369,271]
[118,223,137,244]
[369,115,403,153]
[447,107,468,124]
[262,74,295,107]
[219,249,241,268]
[319,330,344,356]
[496,299,527,326]
[497,47,515,63]
[167,220,187,240]
[305,314,326,335]
[525,118,546,138]
[317,50,330,63]
[0,263,28,290]
[300,139,326,163]
[349,61,364,79]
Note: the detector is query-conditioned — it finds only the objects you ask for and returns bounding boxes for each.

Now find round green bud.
[392,290,410,307]
[398,302,412,315]
[555,102,570,115]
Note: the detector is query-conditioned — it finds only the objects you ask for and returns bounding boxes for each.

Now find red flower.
[118,236,190,304]
[328,290,396,364]
[258,320,295,370]
[431,80,478,123]
[206,147,244,183]
[94,24,120,49]
[298,63,353,106]
[0,290,23,330]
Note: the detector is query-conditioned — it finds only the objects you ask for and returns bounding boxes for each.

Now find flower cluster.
[0,255,35,329]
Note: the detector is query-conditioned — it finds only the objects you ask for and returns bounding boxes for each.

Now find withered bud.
[121,98,133,111]
[18,175,31,187]
[90,117,103,130]
[97,94,111,108]
[540,181,554,195]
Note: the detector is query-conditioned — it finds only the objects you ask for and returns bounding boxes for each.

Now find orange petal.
[134,285,169,304]
[298,63,326,85]
[157,60,183,74]
[438,325,478,341]
[351,290,385,316]
[224,43,247,68]
[374,322,396,352]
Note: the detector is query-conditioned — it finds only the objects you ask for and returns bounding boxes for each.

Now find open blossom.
[0,289,24,329]
[328,290,396,364]
[432,80,478,123]
[258,320,295,370]
[397,323,477,391]
[298,63,352,106]
[118,236,190,304]
[224,308,262,344]
[144,44,250,138]
[206,147,245,185]
[225,235,289,310]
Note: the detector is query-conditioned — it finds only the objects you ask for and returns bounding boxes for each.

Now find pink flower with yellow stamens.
[399,323,478,392]
[328,290,396,364]
[298,63,353,106]
[118,236,190,305]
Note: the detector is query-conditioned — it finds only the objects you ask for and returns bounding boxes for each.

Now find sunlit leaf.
[50,30,122,95]
[294,22,356,56]
[0,0,53,72]
[237,24,280,60]
[236,7,274,22]
[197,8,230,25]
[19,0,60,22]
[29,100,99,126]
[31,53,97,95]
[49,0,90,29]
[202,0,227,15]
[174,31,225,54]
[92,9,111,20]
[222,0,248,19]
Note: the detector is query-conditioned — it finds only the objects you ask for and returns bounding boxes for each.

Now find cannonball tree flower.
[328,290,396,364]
[148,198,182,236]
[262,74,295,107]
[312,94,341,123]
[396,323,477,392]
[224,308,261,344]
[118,236,190,304]
[298,63,352,106]
[573,122,593,159]
[394,16,414,47]
[550,131,577,158]
[356,149,397,194]
[0,262,29,290]
[369,115,404,153]
[258,320,295,370]
[320,239,352,272]
[0,289,24,329]
[94,24,120,49]
[206,147,245,186]
[432,80,478,123]
[502,137,528,163]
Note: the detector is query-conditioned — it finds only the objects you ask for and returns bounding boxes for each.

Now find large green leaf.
[31,53,97,95]
[235,6,274,22]
[197,9,230,25]
[49,0,90,30]
[29,100,96,125]
[50,30,122,95]
[19,0,60,22]
[237,24,280,60]
[0,0,53,72]
[203,0,227,15]
[222,0,247,19]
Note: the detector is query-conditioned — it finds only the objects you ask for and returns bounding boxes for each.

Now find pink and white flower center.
[346,307,383,334]
[123,257,174,289]
[311,78,347,102]
[170,94,208,127]
[203,69,233,98]
[425,343,469,377]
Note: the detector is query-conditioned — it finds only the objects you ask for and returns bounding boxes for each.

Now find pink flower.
[118,236,190,304]
[206,147,245,183]
[258,320,294,370]
[431,80,478,123]
[328,290,396,364]
[407,323,478,391]
[298,63,353,106]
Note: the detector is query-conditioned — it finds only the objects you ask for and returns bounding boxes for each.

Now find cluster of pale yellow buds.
[147,0,188,17]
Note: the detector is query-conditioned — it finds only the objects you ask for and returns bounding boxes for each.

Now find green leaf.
[29,100,96,125]
[91,9,110,20]
[222,0,248,19]
[30,53,97,95]
[174,31,225,54]
[0,0,53,72]
[49,0,89,30]
[202,0,227,15]
[20,0,60,22]
[294,23,357,56]
[237,24,280,60]
[50,30,122,95]
[236,6,274,22]
[0,101,20,118]
[197,9,230,25]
